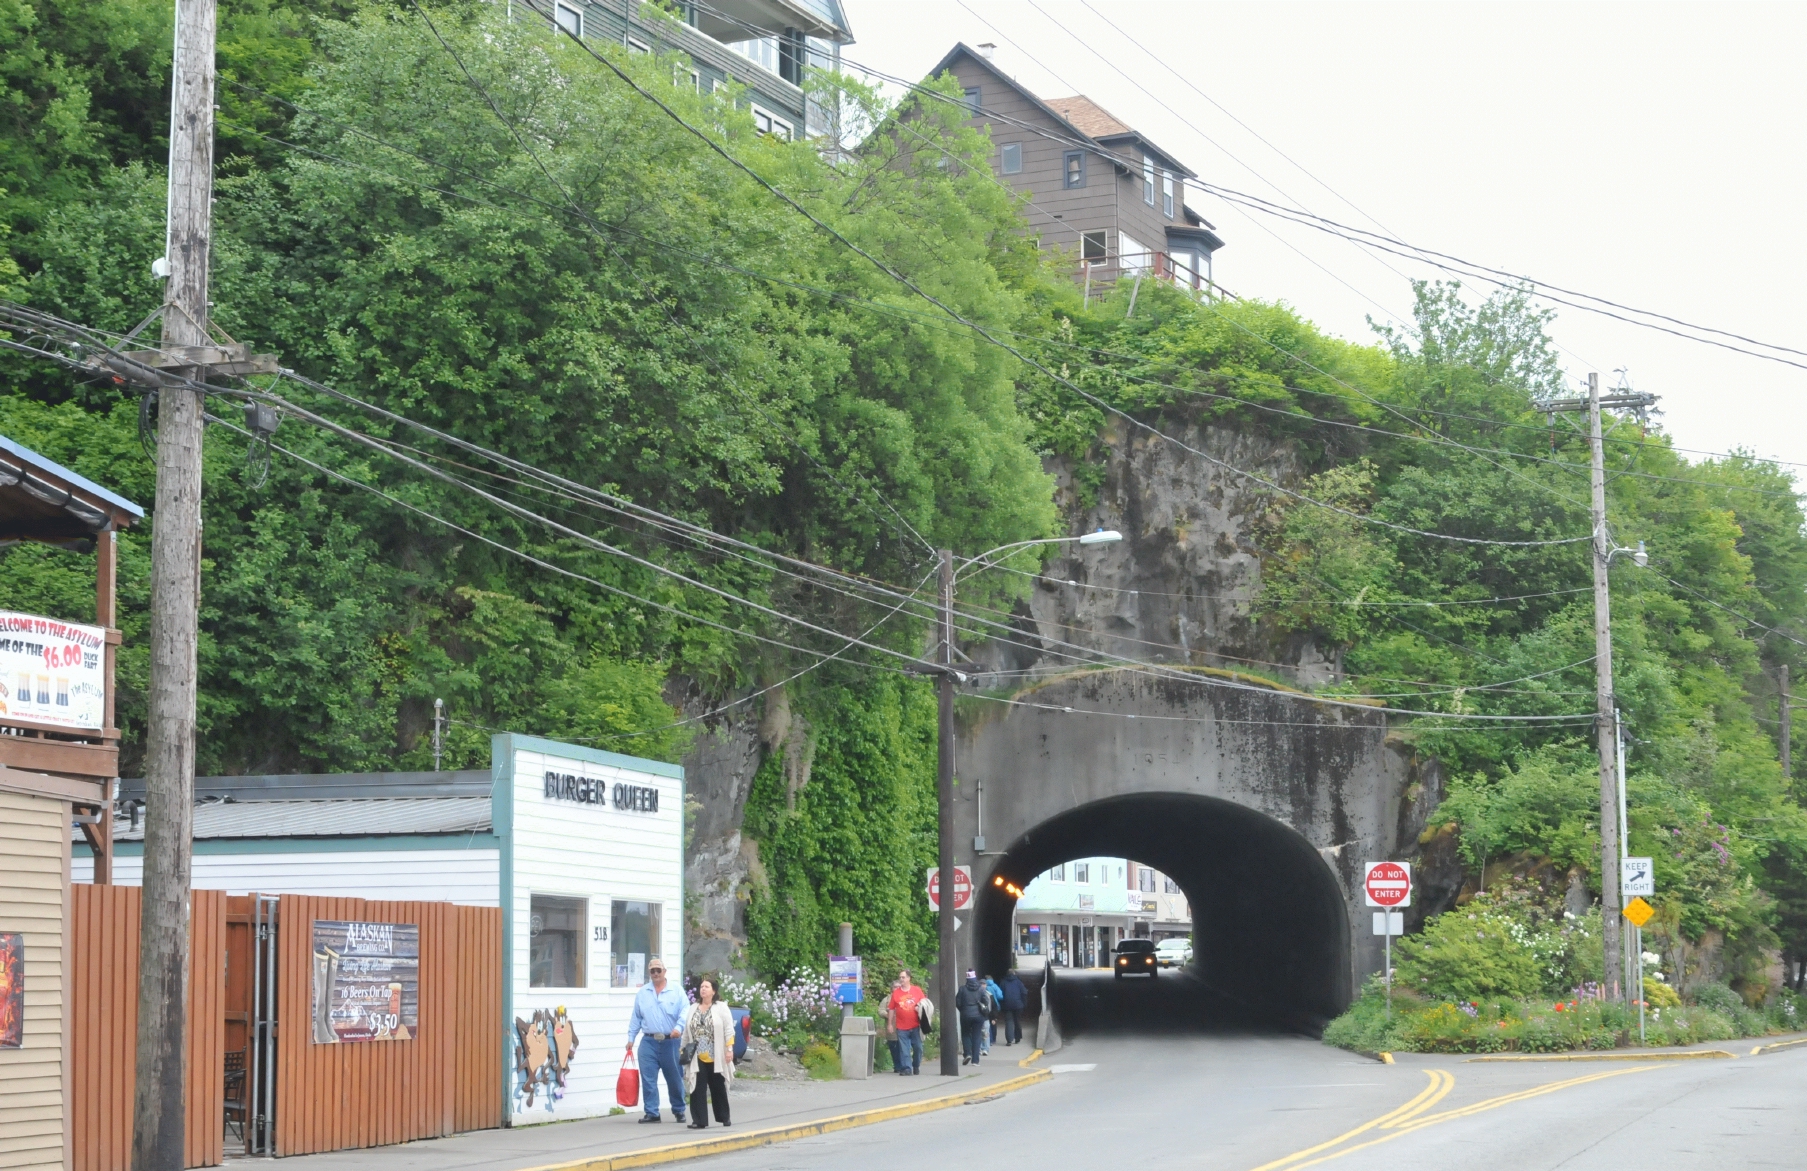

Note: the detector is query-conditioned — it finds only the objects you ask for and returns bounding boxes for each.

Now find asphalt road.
[696,971,1807,1171]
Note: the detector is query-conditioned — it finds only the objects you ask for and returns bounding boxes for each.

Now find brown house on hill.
[924,42,1225,298]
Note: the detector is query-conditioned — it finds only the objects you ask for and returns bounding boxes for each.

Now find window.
[1138,867,1156,893]
[529,894,586,988]
[1049,863,1066,882]
[962,86,982,114]
[626,37,650,55]
[732,36,780,73]
[1143,154,1155,205]
[1162,170,1174,218]
[1164,876,1182,894]
[1063,150,1086,189]
[1120,232,1148,272]
[1017,923,1042,955]
[1074,861,1090,884]
[999,142,1022,175]
[750,105,794,141]
[610,900,662,987]
[1081,229,1107,265]
[553,2,582,37]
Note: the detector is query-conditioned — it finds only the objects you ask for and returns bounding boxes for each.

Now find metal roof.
[117,769,493,804]
[105,796,493,842]
[0,434,145,521]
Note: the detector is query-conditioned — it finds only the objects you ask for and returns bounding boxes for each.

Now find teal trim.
[491,732,685,780]
[74,833,501,860]
[492,735,516,1125]
[678,756,687,986]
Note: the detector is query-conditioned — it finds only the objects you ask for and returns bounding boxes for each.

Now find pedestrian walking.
[683,977,735,1129]
[1000,969,1027,1045]
[885,969,927,1075]
[955,969,988,1066]
[982,973,1004,1054]
[625,957,688,1123]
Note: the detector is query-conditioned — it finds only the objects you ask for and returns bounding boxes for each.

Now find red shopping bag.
[616,1045,640,1108]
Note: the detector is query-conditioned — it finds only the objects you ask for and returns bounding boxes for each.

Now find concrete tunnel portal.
[973,793,1352,1030]
[953,668,1431,1035]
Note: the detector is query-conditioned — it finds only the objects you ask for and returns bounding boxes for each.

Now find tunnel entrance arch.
[955,668,1434,1029]
[975,794,1350,1024]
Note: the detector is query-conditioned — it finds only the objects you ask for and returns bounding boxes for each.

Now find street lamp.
[931,528,1122,1075]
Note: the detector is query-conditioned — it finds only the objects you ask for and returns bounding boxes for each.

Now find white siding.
[73,848,501,905]
[0,790,67,1171]
[505,745,682,1126]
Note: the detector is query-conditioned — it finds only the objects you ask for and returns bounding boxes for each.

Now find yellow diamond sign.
[1623,896,1655,928]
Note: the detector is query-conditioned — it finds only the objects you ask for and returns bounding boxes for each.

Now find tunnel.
[973,792,1351,1032]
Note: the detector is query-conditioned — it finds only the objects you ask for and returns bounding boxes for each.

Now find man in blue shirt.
[626,956,688,1123]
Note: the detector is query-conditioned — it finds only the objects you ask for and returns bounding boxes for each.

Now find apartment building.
[542,0,853,140]
[924,41,1225,296]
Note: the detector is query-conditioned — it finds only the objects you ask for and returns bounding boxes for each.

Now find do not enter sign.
[1364,861,1412,908]
[926,866,973,911]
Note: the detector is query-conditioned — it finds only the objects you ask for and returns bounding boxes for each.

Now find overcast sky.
[839,1,1807,473]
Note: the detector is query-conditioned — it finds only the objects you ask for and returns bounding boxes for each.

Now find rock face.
[968,413,1337,688]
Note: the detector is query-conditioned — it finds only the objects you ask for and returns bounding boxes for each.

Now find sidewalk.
[228,1052,1049,1170]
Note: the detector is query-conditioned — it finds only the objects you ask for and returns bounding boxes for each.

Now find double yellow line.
[1250,1063,1660,1171]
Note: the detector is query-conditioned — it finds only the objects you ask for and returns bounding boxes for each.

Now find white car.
[1154,938,1192,968]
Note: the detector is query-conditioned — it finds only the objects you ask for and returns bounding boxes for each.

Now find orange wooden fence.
[273,895,502,1156]
[71,885,226,1171]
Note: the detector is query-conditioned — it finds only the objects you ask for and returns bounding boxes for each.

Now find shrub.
[1690,982,1741,1015]
[799,1042,841,1079]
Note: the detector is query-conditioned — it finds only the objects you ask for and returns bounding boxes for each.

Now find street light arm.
[956,530,1122,581]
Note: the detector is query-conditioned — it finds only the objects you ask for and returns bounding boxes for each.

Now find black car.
[1113,937,1159,979]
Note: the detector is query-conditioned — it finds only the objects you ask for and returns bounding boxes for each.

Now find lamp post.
[933,529,1121,1074]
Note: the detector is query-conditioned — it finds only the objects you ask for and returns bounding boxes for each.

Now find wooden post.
[1587,372,1624,1004]
[95,529,118,885]
[134,0,214,1162]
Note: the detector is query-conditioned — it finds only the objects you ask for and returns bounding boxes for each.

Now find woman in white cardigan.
[683,977,735,1128]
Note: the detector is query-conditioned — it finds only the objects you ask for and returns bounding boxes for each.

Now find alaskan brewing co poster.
[0,610,106,730]
[310,920,420,1043]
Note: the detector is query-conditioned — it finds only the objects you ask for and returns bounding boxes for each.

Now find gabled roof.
[0,433,142,549]
[924,44,1199,181]
[924,43,1127,171]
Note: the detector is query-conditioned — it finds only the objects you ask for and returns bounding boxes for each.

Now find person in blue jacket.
[982,974,1004,1054]
[999,970,1028,1045]
[625,957,687,1124]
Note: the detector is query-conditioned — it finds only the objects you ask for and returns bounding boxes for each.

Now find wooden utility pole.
[134,0,214,1163]
[935,549,960,1076]
[1781,664,1792,780]
[1585,372,1625,1004]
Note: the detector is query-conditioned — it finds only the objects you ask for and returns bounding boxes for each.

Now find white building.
[1011,857,1191,968]
[75,733,684,1127]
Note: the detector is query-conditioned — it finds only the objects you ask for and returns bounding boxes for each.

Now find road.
[697,971,1806,1170]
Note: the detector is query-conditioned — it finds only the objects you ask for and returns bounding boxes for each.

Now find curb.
[1018,1047,1044,1068]
[1464,1049,1735,1063]
[1750,1036,1807,1056]
[516,1068,1054,1171]
[1356,1050,1394,1064]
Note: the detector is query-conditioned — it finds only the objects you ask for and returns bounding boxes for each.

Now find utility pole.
[134,0,214,1163]
[935,548,959,1076]
[1780,664,1792,780]
[1586,372,1625,1004]
[433,697,445,771]
[1545,374,1653,1007]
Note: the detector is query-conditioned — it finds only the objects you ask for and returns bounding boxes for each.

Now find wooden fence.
[273,895,501,1156]
[71,885,226,1171]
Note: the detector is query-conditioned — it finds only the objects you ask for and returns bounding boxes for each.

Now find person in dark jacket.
[999,970,1027,1045]
[955,970,988,1065]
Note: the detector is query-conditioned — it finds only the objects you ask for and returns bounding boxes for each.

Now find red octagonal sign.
[1364,861,1412,908]
[926,866,973,911]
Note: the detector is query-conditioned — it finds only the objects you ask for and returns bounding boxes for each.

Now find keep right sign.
[1364,861,1413,908]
